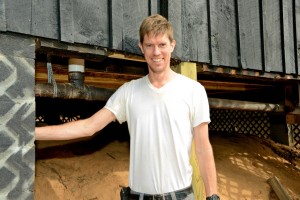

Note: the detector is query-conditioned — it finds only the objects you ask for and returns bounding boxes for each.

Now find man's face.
[139,32,176,74]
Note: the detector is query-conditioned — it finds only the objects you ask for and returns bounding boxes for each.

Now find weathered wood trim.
[295,0,300,75]
[209,0,239,67]
[6,0,31,34]
[59,0,74,43]
[263,0,283,72]
[110,0,123,50]
[168,0,182,60]
[149,0,160,15]
[35,38,107,61]
[181,0,209,62]
[201,64,300,80]
[238,0,263,70]
[0,0,6,31]
[32,0,59,39]
[282,0,296,74]
[122,0,147,54]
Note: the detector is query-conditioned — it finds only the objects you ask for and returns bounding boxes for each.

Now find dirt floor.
[34,123,300,200]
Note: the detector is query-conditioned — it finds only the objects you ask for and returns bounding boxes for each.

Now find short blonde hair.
[139,14,174,44]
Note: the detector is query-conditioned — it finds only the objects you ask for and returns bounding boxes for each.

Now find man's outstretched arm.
[35,107,116,140]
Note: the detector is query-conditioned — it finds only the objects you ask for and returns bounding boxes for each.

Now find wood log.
[267,176,292,200]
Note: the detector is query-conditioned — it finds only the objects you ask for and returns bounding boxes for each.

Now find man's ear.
[170,40,176,53]
[138,42,144,54]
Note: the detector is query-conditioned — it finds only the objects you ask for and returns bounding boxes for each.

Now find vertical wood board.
[59,0,74,43]
[282,0,296,74]
[5,0,32,34]
[296,0,300,75]
[32,0,59,39]
[0,0,6,31]
[168,0,182,60]
[150,0,160,15]
[181,0,209,63]
[209,0,239,67]
[238,0,262,70]
[72,0,109,47]
[110,0,124,50]
[262,0,283,72]
[122,0,148,54]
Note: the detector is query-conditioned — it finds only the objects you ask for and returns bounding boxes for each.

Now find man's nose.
[153,46,160,55]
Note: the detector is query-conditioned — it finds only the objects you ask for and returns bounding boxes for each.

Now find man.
[36,14,220,200]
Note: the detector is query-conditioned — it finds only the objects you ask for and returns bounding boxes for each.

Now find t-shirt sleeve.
[104,83,127,124]
[192,83,211,127]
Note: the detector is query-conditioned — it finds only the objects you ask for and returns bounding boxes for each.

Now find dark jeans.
[120,186,194,200]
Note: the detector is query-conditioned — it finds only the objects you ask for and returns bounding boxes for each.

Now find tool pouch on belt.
[120,186,130,200]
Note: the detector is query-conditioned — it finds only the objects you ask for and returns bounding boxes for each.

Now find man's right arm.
[35,107,116,140]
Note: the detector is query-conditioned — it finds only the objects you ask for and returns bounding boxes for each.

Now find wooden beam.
[35,38,107,61]
[35,61,276,91]
[108,52,146,62]
[172,62,197,80]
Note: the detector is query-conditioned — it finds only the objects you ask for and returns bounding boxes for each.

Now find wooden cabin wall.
[0,0,300,76]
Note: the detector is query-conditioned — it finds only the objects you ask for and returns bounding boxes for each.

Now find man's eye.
[145,44,152,48]
[159,44,166,48]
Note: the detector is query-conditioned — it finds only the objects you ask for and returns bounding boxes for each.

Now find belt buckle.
[152,193,164,200]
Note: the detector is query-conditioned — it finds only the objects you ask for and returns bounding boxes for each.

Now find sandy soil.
[34,124,300,200]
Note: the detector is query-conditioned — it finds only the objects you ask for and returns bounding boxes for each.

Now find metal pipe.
[209,98,285,112]
[35,82,285,112]
[35,83,114,101]
[68,58,85,88]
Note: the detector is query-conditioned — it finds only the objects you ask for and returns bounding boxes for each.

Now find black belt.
[128,186,193,200]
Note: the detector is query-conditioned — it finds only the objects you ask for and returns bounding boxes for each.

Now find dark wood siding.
[296,0,300,74]
[1,0,300,77]
[263,0,283,72]
[32,0,59,39]
[209,0,239,67]
[238,0,262,71]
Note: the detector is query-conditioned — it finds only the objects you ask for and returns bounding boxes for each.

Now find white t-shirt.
[104,73,210,194]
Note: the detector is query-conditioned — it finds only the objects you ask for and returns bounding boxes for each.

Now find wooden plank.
[6,0,31,34]
[110,0,123,50]
[59,0,74,43]
[122,0,148,54]
[36,38,107,61]
[72,0,109,46]
[238,0,263,70]
[209,0,239,67]
[262,0,283,72]
[31,0,59,39]
[181,0,209,63]
[0,33,35,59]
[168,0,182,60]
[282,0,296,74]
[150,0,160,15]
[296,0,300,75]
[0,0,6,31]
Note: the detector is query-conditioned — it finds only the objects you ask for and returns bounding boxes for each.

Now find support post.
[269,112,294,146]
[173,62,205,200]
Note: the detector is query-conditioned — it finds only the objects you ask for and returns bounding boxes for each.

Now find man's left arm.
[193,122,219,199]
